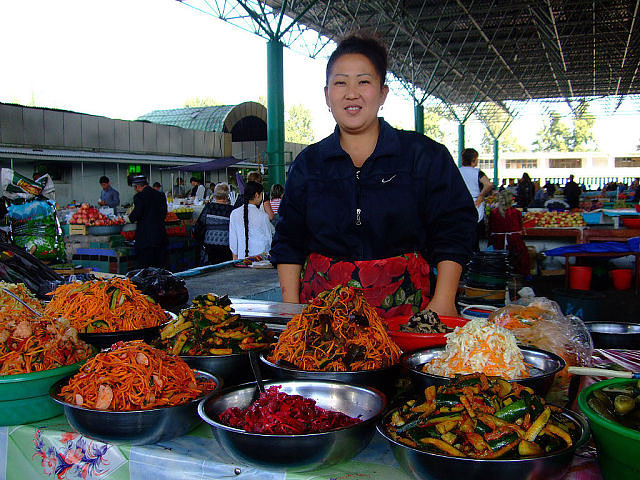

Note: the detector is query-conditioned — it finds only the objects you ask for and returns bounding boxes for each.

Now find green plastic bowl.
[0,361,85,426]
[578,378,640,480]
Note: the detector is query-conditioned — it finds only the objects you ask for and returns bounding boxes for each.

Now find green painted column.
[493,138,499,186]
[267,39,285,186]
[414,103,424,134]
[457,123,465,166]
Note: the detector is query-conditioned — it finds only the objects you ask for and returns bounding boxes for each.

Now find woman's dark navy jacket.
[270,119,477,268]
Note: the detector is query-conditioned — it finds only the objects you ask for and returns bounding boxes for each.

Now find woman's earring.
[380,105,384,111]
[328,107,332,112]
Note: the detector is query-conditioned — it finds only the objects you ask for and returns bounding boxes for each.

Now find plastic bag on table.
[13,234,66,263]
[488,296,593,405]
[126,267,189,312]
[1,169,55,200]
[7,199,56,221]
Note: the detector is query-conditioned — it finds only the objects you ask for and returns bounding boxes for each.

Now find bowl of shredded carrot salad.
[44,278,170,349]
[262,286,401,393]
[0,314,94,425]
[401,318,566,396]
[50,340,220,445]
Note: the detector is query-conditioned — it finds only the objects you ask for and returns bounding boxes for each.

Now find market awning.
[160,156,243,171]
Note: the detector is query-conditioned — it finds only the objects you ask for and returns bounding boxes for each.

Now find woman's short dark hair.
[461,148,479,166]
[326,33,388,86]
[270,183,284,199]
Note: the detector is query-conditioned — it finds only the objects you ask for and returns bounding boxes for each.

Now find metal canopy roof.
[261,0,639,107]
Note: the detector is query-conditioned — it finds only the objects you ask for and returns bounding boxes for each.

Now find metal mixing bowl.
[181,351,259,386]
[198,379,386,471]
[259,353,398,394]
[401,346,565,396]
[377,407,589,480]
[49,370,220,445]
[586,322,640,349]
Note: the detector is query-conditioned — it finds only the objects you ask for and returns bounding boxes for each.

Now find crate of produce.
[68,224,88,236]
[581,211,604,225]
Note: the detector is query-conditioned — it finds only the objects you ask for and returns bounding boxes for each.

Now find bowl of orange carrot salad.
[50,340,220,444]
[45,278,172,350]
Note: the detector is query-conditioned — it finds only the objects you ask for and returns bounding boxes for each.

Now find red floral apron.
[300,252,431,319]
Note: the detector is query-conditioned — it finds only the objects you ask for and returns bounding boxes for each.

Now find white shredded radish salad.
[423,318,529,379]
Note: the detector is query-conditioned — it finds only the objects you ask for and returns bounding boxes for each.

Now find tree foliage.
[481,126,526,153]
[533,102,597,152]
[424,106,446,142]
[183,96,222,107]
[285,104,314,144]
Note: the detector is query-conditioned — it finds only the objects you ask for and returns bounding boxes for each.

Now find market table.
[560,251,640,294]
[0,410,599,480]
[6,348,638,480]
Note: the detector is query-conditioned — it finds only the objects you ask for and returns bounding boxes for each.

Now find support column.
[493,139,499,186]
[267,39,285,187]
[414,103,424,134]
[457,123,465,166]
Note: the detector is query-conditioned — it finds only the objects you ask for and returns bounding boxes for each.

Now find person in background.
[459,148,493,252]
[189,176,205,202]
[229,181,274,259]
[128,175,168,268]
[98,175,120,208]
[269,183,284,216]
[270,33,476,318]
[193,182,234,265]
[498,179,507,192]
[564,174,581,209]
[531,182,548,207]
[152,182,166,202]
[516,172,534,211]
[543,181,556,197]
[234,171,276,221]
[173,177,186,198]
[205,182,216,200]
[488,190,530,276]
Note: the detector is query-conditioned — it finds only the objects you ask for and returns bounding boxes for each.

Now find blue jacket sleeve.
[422,146,476,267]
[269,158,310,265]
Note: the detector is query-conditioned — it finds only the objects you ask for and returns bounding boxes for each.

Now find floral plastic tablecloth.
[2,348,639,480]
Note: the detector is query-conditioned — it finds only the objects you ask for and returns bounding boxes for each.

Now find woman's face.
[325,53,388,135]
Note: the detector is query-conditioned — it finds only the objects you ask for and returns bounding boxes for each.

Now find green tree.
[424,106,445,142]
[183,96,222,107]
[256,95,267,107]
[481,126,526,153]
[285,104,314,144]
[572,102,597,151]
[532,112,572,151]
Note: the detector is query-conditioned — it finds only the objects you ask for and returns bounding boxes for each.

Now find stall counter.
[0,415,599,480]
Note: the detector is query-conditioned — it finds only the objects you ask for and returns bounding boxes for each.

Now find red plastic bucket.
[569,266,592,290]
[610,269,633,290]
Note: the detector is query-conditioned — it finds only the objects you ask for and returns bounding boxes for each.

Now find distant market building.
[0,101,306,207]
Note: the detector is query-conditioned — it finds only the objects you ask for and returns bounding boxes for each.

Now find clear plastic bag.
[489,297,593,404]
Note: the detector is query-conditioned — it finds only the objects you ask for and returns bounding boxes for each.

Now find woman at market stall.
[229,181,275,260]
[270,33,477,318]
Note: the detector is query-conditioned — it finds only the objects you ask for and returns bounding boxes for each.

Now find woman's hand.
[425,298,458,317]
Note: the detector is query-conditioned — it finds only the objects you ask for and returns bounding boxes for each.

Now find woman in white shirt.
[229,181,275,259]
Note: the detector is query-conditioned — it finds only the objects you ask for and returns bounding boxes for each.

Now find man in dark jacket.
[564,174,581,209]
[129,174,168,268]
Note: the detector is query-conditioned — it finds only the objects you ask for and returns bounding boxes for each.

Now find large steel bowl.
[50,370,220,445]
[181,351,262,386]
[586,322,640,349]
[259,353,399,394]
[198,379,386,471]
[377,407,589,480]
[401,346,565,396]
[78,312,175,351]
